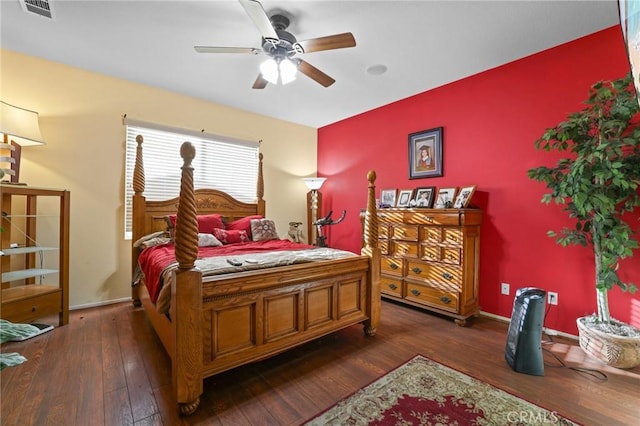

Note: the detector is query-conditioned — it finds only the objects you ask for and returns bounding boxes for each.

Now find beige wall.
[1,49,318,309]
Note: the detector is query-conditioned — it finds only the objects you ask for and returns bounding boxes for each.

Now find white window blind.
[124,123,259,239]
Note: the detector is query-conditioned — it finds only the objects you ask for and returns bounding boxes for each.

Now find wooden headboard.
[140,188,266,237]
[130,135,265,268]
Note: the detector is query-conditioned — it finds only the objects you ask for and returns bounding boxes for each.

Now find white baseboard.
[479,310,578,341]
[70,297,131,311]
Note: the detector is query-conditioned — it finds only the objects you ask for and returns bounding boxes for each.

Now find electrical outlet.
[501,282,510,295]
[548,291,558,305]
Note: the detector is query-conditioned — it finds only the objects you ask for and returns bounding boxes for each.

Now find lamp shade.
[302,177,327,191]
[279,59,297,85]
[260,58,279,85]
[1,101,46,146]
[260,57,298,86]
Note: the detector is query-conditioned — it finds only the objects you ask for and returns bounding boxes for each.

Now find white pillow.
[198,233,223,247]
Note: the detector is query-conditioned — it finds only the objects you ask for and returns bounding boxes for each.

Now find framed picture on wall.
[396,189,413,207]
[618,0,640,107]
[413,186,436,207]
[453,185,477,208]
[380,189,397,208]
[408,127,443,179]
[434,187,457,208]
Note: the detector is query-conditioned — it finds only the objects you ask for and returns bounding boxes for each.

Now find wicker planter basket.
[577,317,640,369]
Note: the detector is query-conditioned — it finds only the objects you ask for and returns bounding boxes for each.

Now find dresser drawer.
[378,240,390,255]
[414,212,461,226]
[406,260,461,286]
[442,228,463,245]
[405,282,460,313]
[419,245,462,264]
[421,226,441,243]
[441,247,462,265]
[391,241,418,257]
[1,289,61,323]
[391,224,419,241]
[381,256,403,276]
[422,245,439,262]
[378,223,390,239]
[380,275,403,297]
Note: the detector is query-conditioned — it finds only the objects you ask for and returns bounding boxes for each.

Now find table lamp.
[1,101,46,184]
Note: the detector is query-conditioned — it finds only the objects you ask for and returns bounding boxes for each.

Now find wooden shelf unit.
[1,184,70,326]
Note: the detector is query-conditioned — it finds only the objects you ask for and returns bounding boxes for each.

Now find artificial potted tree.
[528,72,640,368]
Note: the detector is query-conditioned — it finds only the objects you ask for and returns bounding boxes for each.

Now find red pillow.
[225,215,263,238]
[212,228,249,245]
[167,214,224,233]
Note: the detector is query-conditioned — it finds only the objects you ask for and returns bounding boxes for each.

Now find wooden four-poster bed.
[130,136,381,415]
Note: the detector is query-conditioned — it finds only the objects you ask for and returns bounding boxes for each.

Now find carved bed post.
[171,142,203,415]
[362,170,380,336]
[256,152,265,216]
[132,135,146,306]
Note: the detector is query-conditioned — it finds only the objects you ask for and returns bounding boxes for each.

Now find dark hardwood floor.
[1,300,638,425]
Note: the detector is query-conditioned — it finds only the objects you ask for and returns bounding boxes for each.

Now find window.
[124,122,259,239]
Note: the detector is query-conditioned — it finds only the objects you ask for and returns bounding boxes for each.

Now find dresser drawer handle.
[425,217,433,222]
[388,283,398,290]
[448,236,458,242]
[411,267,422,274]
[440,296,452,304]
[390,263,399,270]
[411,289,421,296]
[442,272,453,280]
[32,306,37,312]
[428,253,435,258]
[447,254,456,260]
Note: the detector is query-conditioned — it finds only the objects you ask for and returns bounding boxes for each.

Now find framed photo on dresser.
[396,189,413,207]
[380,189,397,208]
[413,186,435,207]
[453,185,477,208]
[434,187,457,208]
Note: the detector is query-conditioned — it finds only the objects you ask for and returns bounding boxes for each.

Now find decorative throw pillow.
[165,214,225,234]
[212,228,249,245]
[250,219,279,241]
[198,233,223,247]
[225,215,263,239]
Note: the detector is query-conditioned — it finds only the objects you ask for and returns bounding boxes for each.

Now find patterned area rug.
[304,355,579,425]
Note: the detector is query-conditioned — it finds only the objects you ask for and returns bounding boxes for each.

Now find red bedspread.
[138,239,315,303]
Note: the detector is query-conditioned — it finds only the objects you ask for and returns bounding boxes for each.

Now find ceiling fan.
[194,0,356,89]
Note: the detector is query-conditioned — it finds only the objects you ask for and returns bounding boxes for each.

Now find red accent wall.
[317,26,640,335]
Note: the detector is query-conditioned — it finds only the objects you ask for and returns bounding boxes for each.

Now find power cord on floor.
[541,302,608,382]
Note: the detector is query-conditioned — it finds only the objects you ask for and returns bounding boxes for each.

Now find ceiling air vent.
[20,0,53,19]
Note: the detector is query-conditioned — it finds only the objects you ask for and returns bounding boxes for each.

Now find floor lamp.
[1,101,46,184]
[302,177,326,245]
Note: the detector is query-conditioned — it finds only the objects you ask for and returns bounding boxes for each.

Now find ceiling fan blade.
[194,46,261,54]
[252,74,268,89]
[298,60,335,87]
[295,32,356,54]
[239,0,278,42]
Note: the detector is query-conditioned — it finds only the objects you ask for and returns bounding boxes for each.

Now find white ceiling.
[0,0,621,128]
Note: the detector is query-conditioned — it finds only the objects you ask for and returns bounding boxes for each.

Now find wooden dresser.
[365,208,482,326]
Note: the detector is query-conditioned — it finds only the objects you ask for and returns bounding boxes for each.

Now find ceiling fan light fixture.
[260,58,279,84]
[279,58,297,85]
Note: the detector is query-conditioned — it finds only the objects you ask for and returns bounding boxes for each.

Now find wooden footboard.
[131,137,380,415]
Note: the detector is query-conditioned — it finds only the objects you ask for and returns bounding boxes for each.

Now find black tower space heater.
[505,287,546,376]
